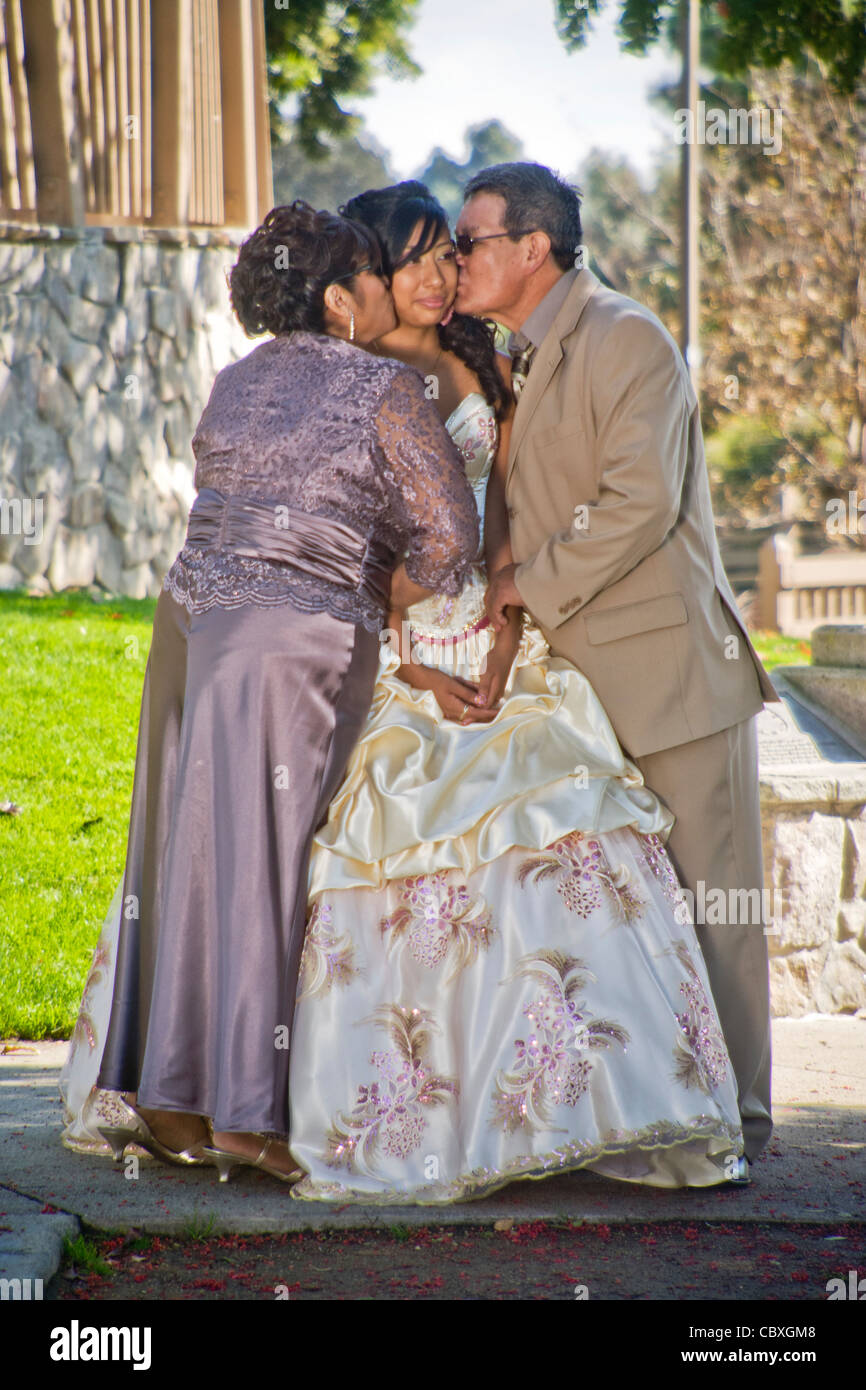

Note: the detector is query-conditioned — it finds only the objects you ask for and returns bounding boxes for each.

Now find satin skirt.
[286,618,744,1200]
[88,588,379,1135]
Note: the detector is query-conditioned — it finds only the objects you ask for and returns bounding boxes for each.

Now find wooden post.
[113,0,130,217]
[125,0,148,220]
[219,0,268,227]
[8,0,33,211]
[0,0,36,215]
[251,0,272,220]
[149,0,192,226]
[190,0,223,225]
[139,0,152,220]
[20,0,85,224]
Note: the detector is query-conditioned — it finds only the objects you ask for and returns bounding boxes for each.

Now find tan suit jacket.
[508,268,780,759]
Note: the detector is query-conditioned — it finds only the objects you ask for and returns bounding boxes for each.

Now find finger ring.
[461,703,469,717]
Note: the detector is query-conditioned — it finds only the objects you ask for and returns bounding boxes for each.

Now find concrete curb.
[1,1020,864,1288]
[0,1185,79,1293]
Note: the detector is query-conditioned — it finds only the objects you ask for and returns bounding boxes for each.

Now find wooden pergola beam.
[11,0,271,230]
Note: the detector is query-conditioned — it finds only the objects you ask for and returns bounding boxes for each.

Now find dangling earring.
[349,311,355,343]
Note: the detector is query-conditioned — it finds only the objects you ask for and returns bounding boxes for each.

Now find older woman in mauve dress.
[60,201,478,1182]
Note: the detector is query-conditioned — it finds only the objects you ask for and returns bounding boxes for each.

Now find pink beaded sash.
[185,487,393,612]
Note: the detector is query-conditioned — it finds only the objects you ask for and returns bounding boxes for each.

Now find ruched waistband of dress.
[185,488,393,610]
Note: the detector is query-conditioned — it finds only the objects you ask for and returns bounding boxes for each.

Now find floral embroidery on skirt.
[379,873,494,978]
[491,950,629,1135]
[518,831,646,923]
[324,1006,458,1172]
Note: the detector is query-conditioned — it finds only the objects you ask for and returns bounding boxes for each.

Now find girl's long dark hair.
[340,182,512,422]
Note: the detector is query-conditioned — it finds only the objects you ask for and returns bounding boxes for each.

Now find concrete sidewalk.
[1,1017,864,1288]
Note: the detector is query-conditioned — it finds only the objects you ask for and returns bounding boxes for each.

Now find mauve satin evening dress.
[93,330,479,1134]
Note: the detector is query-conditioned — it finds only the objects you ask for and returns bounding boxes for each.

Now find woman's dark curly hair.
[229,200,381,337]
[340,181,512,422]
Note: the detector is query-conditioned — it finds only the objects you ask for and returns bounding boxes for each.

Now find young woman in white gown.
[284,183,743,1202]
[61,185,744,1199]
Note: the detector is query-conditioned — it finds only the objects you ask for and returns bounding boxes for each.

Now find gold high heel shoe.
[200,1135,302,1185]
[98,1101,209,1167]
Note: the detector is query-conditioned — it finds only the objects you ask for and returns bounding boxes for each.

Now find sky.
[351,0,682,183]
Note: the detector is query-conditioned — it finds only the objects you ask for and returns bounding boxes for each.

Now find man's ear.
[524,230,553,271]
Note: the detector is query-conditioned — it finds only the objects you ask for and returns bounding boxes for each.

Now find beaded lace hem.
[289,1114,743,1205]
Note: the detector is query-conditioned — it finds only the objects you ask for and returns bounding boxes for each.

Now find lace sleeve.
[374,368,479,596]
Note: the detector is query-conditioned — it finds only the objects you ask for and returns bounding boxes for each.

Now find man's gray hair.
[463,162,583,272]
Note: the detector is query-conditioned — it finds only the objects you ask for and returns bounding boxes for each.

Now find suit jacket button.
[507,506,517,519]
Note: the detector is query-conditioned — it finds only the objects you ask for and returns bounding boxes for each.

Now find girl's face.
[389,219,458,328]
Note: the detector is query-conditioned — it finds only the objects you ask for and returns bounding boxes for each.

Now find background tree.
[555,0,866,96]
[574,151,680,328]
[265,0,422,156]
[271,124,391,209]
[699,60,866,526]
[415,120,525,223]
[555,3,865,529]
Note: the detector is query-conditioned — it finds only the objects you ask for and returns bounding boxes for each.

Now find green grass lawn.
[0,590,155,1039]
[747,630,812,671]
[0,590,811,1040]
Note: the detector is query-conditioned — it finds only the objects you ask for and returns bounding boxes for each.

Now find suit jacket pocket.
[584,591,688,645]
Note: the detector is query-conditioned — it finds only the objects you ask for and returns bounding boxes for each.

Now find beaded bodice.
[407,393,497,640]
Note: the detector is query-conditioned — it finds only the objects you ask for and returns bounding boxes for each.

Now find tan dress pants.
[633,717,773,1161]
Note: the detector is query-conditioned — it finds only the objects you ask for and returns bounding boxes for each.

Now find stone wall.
[762,774,866,1015]
[0,223,252,598]
[760,629,866,1016]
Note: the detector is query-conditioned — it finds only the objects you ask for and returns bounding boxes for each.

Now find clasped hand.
[399,616,522,724]
[484,563,522,632]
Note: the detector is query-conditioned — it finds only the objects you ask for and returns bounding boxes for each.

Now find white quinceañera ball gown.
[284,392,743,1202]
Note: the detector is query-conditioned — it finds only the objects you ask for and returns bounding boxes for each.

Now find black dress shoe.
[726,1155,751,1185]
[707,1153,751,1186]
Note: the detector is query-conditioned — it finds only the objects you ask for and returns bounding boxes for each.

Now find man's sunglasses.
[453,230,537,256]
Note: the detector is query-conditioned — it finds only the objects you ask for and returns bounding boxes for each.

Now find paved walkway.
[1,1016,864,1289]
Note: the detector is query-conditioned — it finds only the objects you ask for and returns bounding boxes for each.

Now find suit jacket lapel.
[507,268,602,483]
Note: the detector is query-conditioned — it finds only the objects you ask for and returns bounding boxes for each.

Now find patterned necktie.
[510,340,537,401]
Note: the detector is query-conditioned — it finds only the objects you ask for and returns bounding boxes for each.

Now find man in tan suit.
[455,162,780,1169]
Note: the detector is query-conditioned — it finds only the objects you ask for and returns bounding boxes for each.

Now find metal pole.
[680,0,700,387]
